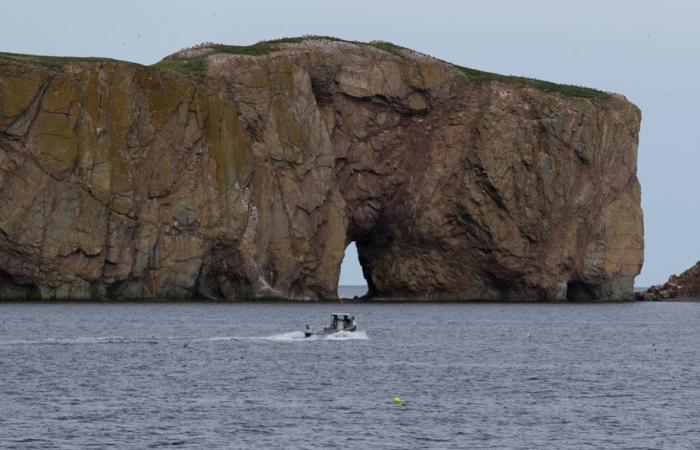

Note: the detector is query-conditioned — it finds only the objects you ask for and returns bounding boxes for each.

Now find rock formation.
[636,261,700,301]
[0,37,643,301]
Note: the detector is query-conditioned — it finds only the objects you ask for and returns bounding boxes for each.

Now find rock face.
[0,37,643,300]
[637,262,700,301]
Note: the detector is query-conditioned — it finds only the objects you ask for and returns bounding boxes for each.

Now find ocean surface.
[339,284,368,298]
[1,295,699,449]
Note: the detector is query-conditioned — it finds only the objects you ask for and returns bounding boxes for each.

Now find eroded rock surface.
[0,38,643,300]
[637,262,700,301]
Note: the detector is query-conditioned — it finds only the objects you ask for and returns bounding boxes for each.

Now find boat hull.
[304,325,356,338]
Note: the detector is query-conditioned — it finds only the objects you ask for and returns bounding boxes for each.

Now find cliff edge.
[0,37,643,300]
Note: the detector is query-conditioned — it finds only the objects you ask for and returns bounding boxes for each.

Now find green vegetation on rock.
[0,52,120,70]
[456,65,607,100]
[150,58,206,75]
[211,43,278,57]
[368,41,406,58]
[150,42,283,75]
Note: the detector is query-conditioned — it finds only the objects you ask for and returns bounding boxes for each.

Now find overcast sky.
[3,0,698,286]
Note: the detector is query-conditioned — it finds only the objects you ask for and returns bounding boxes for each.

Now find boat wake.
[262,330,369,342]
[0,336,162,346]
[198,330,369,342]
[0,330,368,346]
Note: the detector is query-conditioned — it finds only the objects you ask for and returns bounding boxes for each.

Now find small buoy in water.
[392,396,401,404]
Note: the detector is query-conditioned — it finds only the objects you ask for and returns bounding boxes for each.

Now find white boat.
[304,313,357,338]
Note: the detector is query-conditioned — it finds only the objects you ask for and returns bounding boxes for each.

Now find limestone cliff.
[0,37,643,300]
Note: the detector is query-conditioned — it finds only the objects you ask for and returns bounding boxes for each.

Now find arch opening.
[337,242,368,299]
[566,280,596,301]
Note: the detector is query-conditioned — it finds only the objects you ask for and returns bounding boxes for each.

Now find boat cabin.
[330,313,355,331]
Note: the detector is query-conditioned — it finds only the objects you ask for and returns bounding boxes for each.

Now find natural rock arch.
[0,38,643,300]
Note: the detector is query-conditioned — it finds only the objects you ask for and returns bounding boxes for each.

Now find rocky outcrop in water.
[637,261,700,301]
[0,37,643,300]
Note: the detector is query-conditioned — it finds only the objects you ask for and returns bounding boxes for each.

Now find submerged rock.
[0,37,643,300]
[636,262,700,301]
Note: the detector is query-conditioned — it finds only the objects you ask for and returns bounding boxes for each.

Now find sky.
[2,0,698,287]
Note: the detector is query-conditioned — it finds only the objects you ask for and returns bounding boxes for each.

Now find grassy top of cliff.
[0,51,123,70]
[153,36,418,73]
[1,37,608,100]
[155,36,608,100]
[454,66,607,99]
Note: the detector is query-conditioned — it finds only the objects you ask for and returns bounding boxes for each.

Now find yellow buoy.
[392,396,401,404]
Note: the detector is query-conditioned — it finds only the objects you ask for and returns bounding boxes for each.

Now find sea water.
[0,300,698,449]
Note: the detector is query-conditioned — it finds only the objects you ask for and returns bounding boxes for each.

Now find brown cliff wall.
[0,38,643,300]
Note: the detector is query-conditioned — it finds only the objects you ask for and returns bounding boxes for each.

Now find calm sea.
[0,297,698,449]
